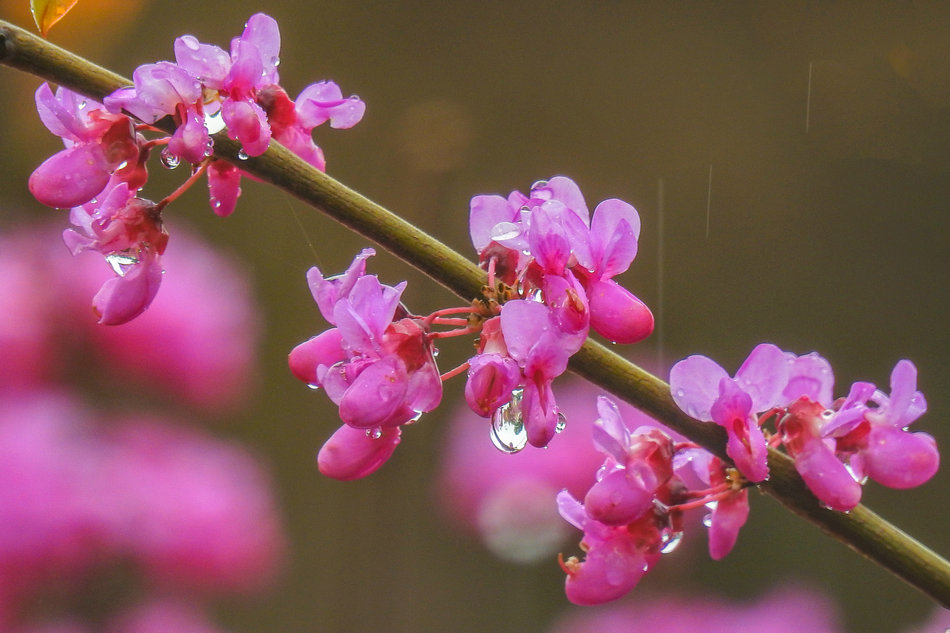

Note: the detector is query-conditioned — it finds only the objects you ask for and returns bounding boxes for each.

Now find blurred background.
[1,2,949,632]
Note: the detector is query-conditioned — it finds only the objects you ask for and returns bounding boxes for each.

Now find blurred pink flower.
[105,598,232,633]
[547,584,842,633]
[103,419,284,594]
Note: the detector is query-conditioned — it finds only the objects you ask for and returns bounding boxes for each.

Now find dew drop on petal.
[408,410,424,424]
[307,383,320,390]
[490,388,527,454]
[555,411,567,434]
[675,388,686,399]
[490,221,522,242]
[160,148,180,169]
[271,56,280,67]
[237,149,249,161]
[366,427,383,439]
[431,347,440,358]
[78,101,87,110]
[531,179,549,190]
[702,513,713,528]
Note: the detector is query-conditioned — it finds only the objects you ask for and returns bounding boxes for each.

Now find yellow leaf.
[30,0,80,37]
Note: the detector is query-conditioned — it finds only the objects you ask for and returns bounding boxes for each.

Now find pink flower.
[105,62,209,165]
[62,182,167,325]
[290,252,441,479]
[670,343,789,482]
[103,419,284,593]
[827,360,938,489]
[29,84,141,209]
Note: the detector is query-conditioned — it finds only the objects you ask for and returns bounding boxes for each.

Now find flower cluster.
[555,344,938,606]
[465,177,654,449]
[288,249,442,480]
[289,178,655,479]
[556,396,747,604]
[670,343,938,510]
[28,13,364,324]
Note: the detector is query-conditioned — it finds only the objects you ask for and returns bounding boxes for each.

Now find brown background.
[2,2,949,632]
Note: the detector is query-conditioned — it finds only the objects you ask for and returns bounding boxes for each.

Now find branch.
[3,18,949,607]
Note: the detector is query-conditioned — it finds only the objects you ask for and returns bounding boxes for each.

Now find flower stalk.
[2,17,949,607]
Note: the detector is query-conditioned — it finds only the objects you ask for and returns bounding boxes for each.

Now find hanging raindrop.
[490,388,527,454]
[555,411,567,434]
[160,148,180,169]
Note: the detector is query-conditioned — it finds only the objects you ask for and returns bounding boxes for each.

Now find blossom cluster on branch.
[27,13,363,324]
[15,10,945,613]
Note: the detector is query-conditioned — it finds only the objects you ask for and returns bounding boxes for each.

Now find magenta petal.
[783,352,834,405]
[521,379,558,448]
[587,279,653,344]
[469,194,519,252]
[338,357,409,428]
[794,441,862,511]
[591,396,630,462]
[464,354,520,417]
[317,424,401,481]
[296,81,366,129]
[708,488,749,560]
[174,36,231,90]
[29,145,111,208]
[589,199,641,277]
[288,328,345,385]
[207,161,242,216]
[724,416,769,483]
[499,300,553,363]
[864,427,939,489]
[92,256,163,325]
[563,532,646,606]
[222,98,271,156]
[584,469,653,526]
[734,343,789,411]
[241,13,281,83]
[670,355,729,421]
[533,176,590,225]
[168,109,211,164]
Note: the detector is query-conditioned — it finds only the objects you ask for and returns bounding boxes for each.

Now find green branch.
[3,18,949,607]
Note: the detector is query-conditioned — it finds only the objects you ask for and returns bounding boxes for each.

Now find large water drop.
[490,389,527,454]
[490,222,522,242]
[160,148,180,169]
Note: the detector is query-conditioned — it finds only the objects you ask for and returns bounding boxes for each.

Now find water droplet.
[490,388,527,454]
[675,388,686,399]
[821,409,835,420]
[531,179,549,191]
[555,411,567,433]
[365,427,383,439]
[307,383,320,391]
[490,221,521,242]
[431,347,440,358]
[409,410,424,423]
[205,110,226,135]
[104,251,139,276]
[78,100,87,110]
[659,530,683,554]
[702,514,713,528]
[204,139,215,157]
[270,56,280,67]
[237,149,249,161]
[211,198,222,210]
[116,160,129,171]
[160,148,180,169]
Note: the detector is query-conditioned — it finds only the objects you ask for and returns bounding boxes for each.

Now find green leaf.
[30,0,80,37]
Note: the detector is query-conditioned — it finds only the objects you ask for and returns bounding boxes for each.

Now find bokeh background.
[1,2,949,632]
